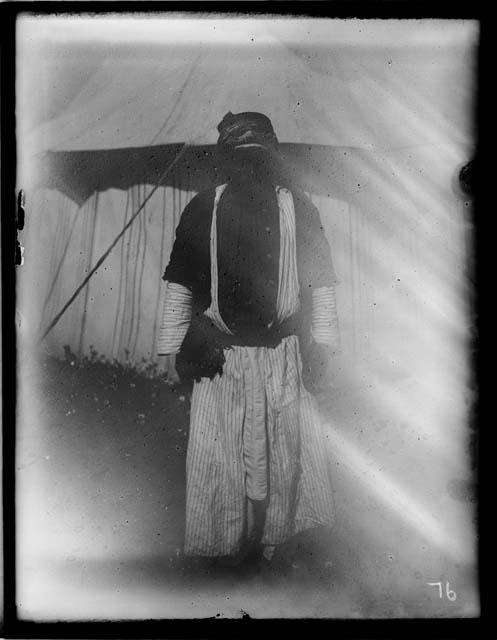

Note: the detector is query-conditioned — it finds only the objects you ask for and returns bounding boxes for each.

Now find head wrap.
[216,111,279,153]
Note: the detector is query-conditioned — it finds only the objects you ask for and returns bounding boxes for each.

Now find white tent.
[18,17,476,365]
[16,16,479,617]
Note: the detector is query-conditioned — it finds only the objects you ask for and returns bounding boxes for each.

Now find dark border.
[2,3,19,637]
[0,1,485,19]
[1,617,487,639]
[2,1,486,638]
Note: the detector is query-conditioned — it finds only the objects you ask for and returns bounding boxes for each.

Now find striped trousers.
[184,335,335,557]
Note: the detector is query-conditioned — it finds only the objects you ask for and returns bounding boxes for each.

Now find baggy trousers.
[184,335,335,557]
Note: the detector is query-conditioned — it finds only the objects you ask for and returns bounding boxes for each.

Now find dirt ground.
[16,351,479,620]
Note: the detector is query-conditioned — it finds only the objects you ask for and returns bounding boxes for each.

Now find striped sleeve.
[310,285,340,350]
[156,281,192,356]
[294,191,338,290]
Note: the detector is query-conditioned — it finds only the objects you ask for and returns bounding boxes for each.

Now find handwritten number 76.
[427,581,457,601]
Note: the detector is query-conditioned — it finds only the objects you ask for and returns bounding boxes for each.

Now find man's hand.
[157,354,181,384]
[302,342,340,393]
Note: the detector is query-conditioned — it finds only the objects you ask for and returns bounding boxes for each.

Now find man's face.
[230,146,274,180]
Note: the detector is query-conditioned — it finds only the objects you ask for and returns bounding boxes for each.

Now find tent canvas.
[17,18,477,368]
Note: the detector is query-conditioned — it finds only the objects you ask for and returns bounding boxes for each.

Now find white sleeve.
[310,285,340,350]
[156,281,192,356]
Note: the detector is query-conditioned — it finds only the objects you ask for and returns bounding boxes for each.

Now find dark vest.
[163,182,336,382]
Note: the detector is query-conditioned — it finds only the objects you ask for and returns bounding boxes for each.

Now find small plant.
[60,345,173,382]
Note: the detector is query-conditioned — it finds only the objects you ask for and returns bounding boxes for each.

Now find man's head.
[216,111,281,184]
[217,111,279,153]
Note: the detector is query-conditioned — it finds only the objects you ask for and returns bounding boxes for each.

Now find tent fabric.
[31,143,386,207]
[21,35,476,204]
[18,29,476,369]
[25,41,474,153]
[20,144,471,371]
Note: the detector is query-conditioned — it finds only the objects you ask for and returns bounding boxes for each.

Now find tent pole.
[41,206,80,320]
[39,143,189,343]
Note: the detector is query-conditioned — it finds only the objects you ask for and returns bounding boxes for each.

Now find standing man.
[157,112,340,569]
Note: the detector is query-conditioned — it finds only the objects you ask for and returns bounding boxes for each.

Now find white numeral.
[428,582,443,598]
[427,581,457,601]
[446,582,457,601]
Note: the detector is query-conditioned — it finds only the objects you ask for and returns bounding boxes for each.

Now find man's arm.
[295,192,340,347]
[295,192,341,390]
[311,285,340,353]
[156,281,192,357]
[155,194,205,362]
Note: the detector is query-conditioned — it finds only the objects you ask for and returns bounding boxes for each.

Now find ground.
[16,350,479,619]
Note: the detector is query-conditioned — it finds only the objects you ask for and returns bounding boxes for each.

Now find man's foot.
[233,543,265,577]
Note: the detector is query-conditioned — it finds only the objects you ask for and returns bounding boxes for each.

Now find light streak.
[321,419,475,564]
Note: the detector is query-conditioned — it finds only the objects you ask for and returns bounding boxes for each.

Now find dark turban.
[216,111,279,154]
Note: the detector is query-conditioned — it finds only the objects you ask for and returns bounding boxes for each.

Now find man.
[157,112,340,569]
